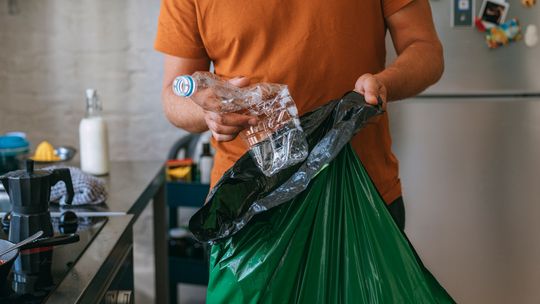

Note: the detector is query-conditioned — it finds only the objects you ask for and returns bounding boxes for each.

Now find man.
[155,0,443,230]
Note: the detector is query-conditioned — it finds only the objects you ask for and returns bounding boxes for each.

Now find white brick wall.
[0,0,186,161]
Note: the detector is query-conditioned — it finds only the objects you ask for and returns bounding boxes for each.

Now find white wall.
[0,0,185,161]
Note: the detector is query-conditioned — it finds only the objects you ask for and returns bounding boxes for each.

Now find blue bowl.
[0,136,29,175]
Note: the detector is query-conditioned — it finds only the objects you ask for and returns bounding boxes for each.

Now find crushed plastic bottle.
[173,72,308,176]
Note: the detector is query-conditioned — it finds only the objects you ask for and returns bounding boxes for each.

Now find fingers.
[191,90,222,112]
[205,111,259,142]
[211,111,258,127]
[206,111,258,128]
[354,74,387,106]
[191,76,251,112]
[363,79,381,105]
[228,76,251,88]
[194,75,256,142]
[207,119,244,135]
[211,132,237,142]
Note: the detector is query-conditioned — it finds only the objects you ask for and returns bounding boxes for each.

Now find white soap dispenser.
[79,89,110,175]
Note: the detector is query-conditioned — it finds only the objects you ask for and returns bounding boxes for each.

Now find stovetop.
[0,215,107,303]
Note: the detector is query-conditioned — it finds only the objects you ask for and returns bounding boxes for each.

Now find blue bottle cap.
[172,75,196,97]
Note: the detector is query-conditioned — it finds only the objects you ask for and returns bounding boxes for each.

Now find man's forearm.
[162,85,209,133]
[376,40,444,102]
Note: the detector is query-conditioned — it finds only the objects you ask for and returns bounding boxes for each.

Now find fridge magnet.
[475,17,487,32]
[478,0,509,28]
[521,0,536,8]
[485,18,522,49]
[524,25,538,47]
[452,0,475,27]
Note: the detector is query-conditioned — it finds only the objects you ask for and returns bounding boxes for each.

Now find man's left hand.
[354,74,387,108]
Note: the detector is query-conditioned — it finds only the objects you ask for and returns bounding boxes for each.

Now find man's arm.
[161,55,211,132]
[161,55,257,140]
[355,0,444,104]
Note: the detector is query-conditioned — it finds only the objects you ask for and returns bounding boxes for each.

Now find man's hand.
[160,55,259,139]
[191,77,258,142]
[354,73,387,107]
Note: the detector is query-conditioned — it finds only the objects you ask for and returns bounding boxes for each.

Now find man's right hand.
[191,77,259,142]
[161,56,258,139]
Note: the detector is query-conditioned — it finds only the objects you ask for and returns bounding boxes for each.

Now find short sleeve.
[382,0,415,18]
[154,0,208,59]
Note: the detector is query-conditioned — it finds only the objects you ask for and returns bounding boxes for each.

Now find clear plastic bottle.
[173,72,247,113]
[79,89,109,175]
[173,72,308,176]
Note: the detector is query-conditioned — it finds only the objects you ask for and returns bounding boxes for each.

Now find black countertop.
[0,161,165,303]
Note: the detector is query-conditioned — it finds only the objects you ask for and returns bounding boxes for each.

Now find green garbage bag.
[190,92,455,303]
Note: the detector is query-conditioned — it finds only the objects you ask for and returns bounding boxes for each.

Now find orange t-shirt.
[155,0,413,204]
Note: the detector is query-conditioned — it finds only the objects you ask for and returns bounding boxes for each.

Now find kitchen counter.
[46,215,134,304]
[0,161,167,303]
[1,161,165,215]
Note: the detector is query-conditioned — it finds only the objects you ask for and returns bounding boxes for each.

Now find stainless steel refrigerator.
[386,1,540,303]
[426,0,540,95]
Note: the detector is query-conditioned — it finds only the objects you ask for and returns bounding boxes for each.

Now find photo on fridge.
[479,0,509,26]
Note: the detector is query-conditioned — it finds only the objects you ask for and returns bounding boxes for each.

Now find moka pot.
[0,160,74,242]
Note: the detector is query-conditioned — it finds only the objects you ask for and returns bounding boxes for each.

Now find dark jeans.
[386,196,405,231]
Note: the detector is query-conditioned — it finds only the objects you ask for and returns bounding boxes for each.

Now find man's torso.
[189,0,401,203]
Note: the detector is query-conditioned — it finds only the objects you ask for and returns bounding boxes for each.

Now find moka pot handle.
[51,168,74,205]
